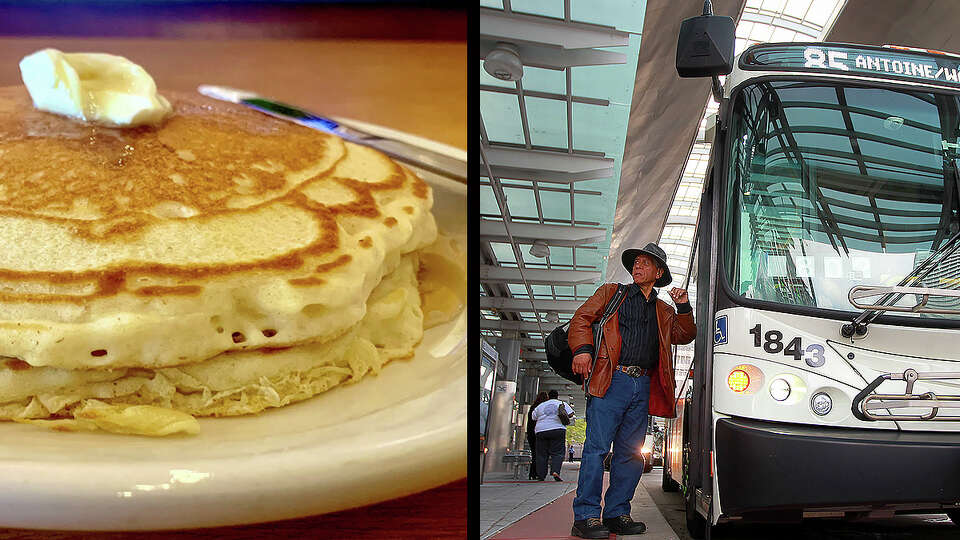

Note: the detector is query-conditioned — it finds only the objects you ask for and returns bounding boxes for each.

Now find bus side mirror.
[676,15,736,78]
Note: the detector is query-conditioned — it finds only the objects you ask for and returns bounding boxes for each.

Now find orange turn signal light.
[727,369,750,393]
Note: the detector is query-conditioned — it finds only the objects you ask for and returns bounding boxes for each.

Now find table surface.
[0,37,466,539]
[0,38,466,150]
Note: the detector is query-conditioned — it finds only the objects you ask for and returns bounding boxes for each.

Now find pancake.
[0,76,469,436]
[0,86,438,371]
[2,253,425,433]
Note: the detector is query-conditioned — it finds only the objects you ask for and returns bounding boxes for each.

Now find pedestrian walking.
[526,391,549,480]
[531,389,575,482]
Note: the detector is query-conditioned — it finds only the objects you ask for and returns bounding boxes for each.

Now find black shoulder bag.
[544,284,626,385]
[557,402,571,426]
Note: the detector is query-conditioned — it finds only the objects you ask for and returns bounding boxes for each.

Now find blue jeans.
[573,370,651,520]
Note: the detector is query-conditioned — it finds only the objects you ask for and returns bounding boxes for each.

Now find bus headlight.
[769,378,791,401]
[811,392,833,415]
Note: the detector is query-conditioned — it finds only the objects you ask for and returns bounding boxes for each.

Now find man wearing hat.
[566,243,696,538]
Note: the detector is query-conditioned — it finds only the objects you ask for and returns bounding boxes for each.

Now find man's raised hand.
[669,287,689,304]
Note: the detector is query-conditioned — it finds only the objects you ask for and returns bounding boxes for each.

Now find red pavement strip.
[491,474,613,540]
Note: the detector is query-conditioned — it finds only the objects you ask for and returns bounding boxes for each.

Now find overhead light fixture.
[483,42,523,81]
[529,239,550,258]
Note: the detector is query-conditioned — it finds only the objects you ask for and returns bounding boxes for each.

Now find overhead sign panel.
[741,43,960,88]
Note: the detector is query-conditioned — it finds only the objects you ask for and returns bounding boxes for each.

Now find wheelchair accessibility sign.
[715,315,728,345]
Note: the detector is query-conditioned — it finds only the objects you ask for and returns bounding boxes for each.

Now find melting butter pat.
[19,48,172,127]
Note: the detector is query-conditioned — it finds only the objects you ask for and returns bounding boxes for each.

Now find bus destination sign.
[741,43,960,87]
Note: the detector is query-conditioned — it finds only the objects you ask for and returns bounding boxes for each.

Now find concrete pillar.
[496,335,522,454]
[516,374,539,452]
[495,335,521,382]
[482,335,522,474]
[483,380,517,474]
[517,372,540,405]
[517,403,530,450]
[480,339,498,443]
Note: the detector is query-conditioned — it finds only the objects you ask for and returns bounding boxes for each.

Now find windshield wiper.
[841,228,960,338]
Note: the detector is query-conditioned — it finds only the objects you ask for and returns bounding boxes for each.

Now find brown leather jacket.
[567,283,696,418]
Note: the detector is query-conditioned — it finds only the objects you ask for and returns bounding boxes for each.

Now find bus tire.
[685,487,707,539]
[947,509,960,526]
[662,462,679,492]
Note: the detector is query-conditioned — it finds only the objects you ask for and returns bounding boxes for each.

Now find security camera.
[483,42,523,81]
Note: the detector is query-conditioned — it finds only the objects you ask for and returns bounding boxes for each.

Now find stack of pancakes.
[0,86,451,435]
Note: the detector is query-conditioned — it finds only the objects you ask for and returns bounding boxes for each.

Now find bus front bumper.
[715,417,960,516]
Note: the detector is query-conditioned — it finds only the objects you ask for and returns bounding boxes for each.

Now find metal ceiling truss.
[479,145,615,184]
[479,38,626,70]
[478,296,583,313]
[480,0,637,395]
[479,84,609,106]
[478,220,606,246]
[479,7,628,50]
[479,319,554,333]
[516,338,547,349]
[479,265,600,285]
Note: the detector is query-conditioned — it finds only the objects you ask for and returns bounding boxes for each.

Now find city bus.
[662,13,960,539]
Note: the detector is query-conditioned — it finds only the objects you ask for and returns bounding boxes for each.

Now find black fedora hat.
[621,243,672,287]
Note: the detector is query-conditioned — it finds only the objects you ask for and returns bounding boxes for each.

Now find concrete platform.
[481,462,679,540]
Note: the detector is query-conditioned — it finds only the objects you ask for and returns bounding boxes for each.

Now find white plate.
[0,129,467,531]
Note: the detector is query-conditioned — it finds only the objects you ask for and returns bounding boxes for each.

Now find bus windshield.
[725,80,960,320]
